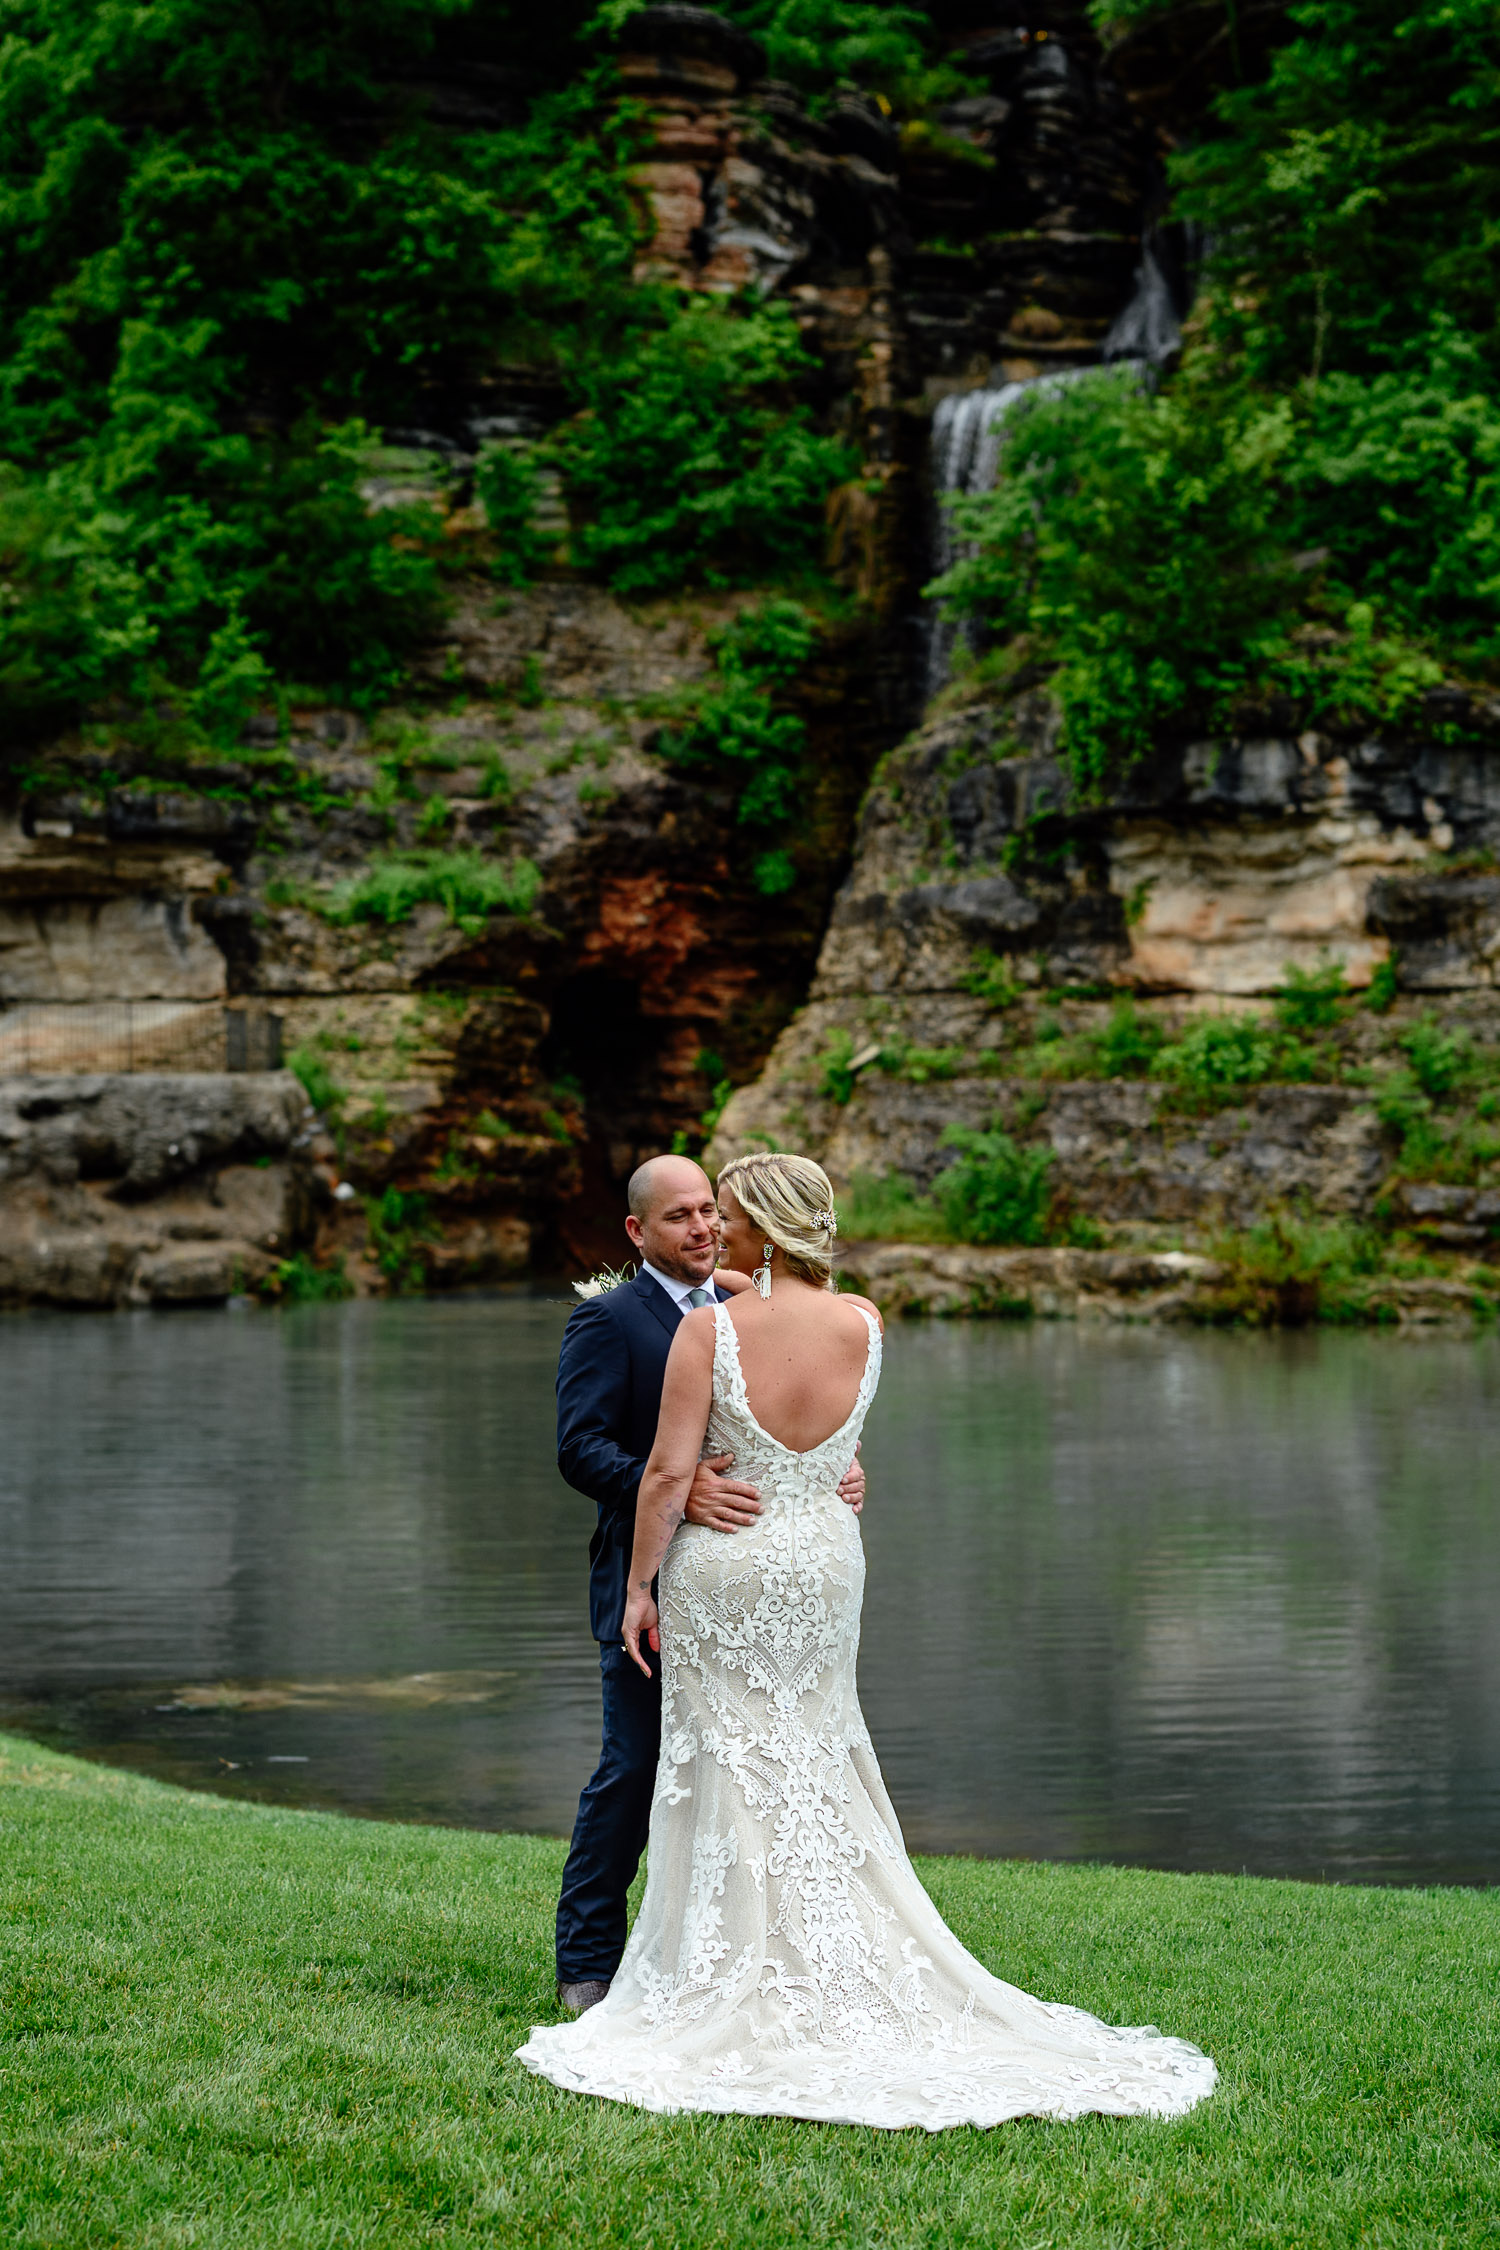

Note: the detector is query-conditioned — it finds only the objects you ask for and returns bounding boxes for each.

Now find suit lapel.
[633,1268,682,1343]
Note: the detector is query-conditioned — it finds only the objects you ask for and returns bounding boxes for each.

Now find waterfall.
[925,371,1092,698]
[1102,243,1182,367]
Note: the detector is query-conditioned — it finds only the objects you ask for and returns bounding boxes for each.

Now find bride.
[517,1151,1216,2129]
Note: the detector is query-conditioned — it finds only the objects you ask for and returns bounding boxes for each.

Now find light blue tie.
[685,1286,713,1310]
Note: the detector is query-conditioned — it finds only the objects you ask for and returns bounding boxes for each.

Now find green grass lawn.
[2,1734,1497,2248]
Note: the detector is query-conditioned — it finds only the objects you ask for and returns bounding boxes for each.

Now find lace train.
[518,1305,1216,2128]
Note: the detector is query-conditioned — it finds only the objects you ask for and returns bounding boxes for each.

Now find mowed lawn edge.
[1,1732,1496,2249]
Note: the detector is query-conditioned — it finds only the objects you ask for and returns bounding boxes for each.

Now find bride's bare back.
[722,1286,882,1453]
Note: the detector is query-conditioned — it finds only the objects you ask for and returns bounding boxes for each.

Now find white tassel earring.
[755,1243,774,1299]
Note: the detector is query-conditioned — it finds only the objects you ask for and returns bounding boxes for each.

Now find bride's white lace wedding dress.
[517,1304,1216,2128]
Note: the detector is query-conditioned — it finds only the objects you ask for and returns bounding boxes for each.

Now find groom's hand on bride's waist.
[681,1443,866,1534]
[683,1455,762,1534]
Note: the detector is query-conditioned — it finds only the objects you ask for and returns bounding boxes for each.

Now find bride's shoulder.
[834,1289,883,1335]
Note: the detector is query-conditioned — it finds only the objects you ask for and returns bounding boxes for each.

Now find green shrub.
[364,1187,436,1295]
[1282,359,1500,669]
[1275,959,1348,1032]
[690,1047,736,1143]
[322,851,541,937]
[929,361,1472,790]
[752,849,797,896]
[0,411,446,735]
[1367,955,1400,1012]
[930,369,1300,789]
[266,1252,353,1305]
[837,1169,947,1243]
[1203,1211,1384,1326]
[1097,996,1165,1076]
[431,1132,482,1187]
[1374,1072,1442,1172]
[818,1029,859,1106]
[475,447,550,587]
[932,1122,1054,1246]
[908,1046,969,1083]
[1156,1014,1309,1094]
[1401,1015,1471,1099]
[657,599,818,877]
[960,948,1025,1010]
[930,0,1500,788]
[548,299,855,595]
[288,1045,343,1119]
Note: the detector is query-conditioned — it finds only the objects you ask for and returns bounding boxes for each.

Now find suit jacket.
[556,1268,729,1644]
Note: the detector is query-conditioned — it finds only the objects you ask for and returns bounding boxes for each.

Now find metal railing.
[0,1003,284,1076]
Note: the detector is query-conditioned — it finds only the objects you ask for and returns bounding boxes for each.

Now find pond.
[2,1298,1498,1887]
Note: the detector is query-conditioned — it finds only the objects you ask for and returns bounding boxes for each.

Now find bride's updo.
[717,1151,839,1288]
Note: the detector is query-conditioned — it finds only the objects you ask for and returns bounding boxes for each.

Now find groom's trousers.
[555,1640,661,1984]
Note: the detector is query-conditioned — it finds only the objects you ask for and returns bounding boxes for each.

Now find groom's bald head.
[628,1153,710,1220]
[625,1154,719,1284]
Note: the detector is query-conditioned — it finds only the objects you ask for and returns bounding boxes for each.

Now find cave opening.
[536,969,686,1269]
[539,969,668,1110]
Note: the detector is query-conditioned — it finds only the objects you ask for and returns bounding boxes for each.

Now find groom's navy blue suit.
[554,1266,729,1985]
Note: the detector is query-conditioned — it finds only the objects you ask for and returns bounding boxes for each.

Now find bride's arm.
[621,1308,716,1676]
[714,1268,754,1295]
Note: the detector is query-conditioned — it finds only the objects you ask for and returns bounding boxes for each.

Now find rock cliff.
[709,682,1500,1316]
[4,3,1497,1315]
[1,3,1171,1302]
[0,1072,316,1306]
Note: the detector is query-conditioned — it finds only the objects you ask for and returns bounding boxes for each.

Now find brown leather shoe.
[556,1979,610,2017]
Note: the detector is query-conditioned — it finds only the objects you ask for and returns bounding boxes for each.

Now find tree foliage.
[590,0,940,103]
[0,0,857,740]
[0,0,633,731]
[1169,0,1500,384]
[550,300,854,595]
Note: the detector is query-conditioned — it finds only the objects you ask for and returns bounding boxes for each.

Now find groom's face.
[625,1160,720,1285]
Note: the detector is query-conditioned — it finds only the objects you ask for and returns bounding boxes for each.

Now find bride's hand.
[622,1584,660,1679]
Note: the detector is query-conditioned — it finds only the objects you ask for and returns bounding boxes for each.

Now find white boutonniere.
[572,1260,636,1301]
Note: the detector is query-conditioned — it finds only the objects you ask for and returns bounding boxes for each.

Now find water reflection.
[1,1299,1497,1883]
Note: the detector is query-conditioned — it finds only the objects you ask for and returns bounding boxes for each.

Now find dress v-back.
[517,1305,1216,2128]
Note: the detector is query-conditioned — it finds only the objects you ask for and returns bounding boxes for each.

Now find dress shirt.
[641,1261,715,1315]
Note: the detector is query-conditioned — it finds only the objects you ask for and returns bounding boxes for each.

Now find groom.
[553,1152,864,2014]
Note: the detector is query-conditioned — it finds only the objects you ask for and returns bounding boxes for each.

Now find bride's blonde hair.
[717,1151,838,1288]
